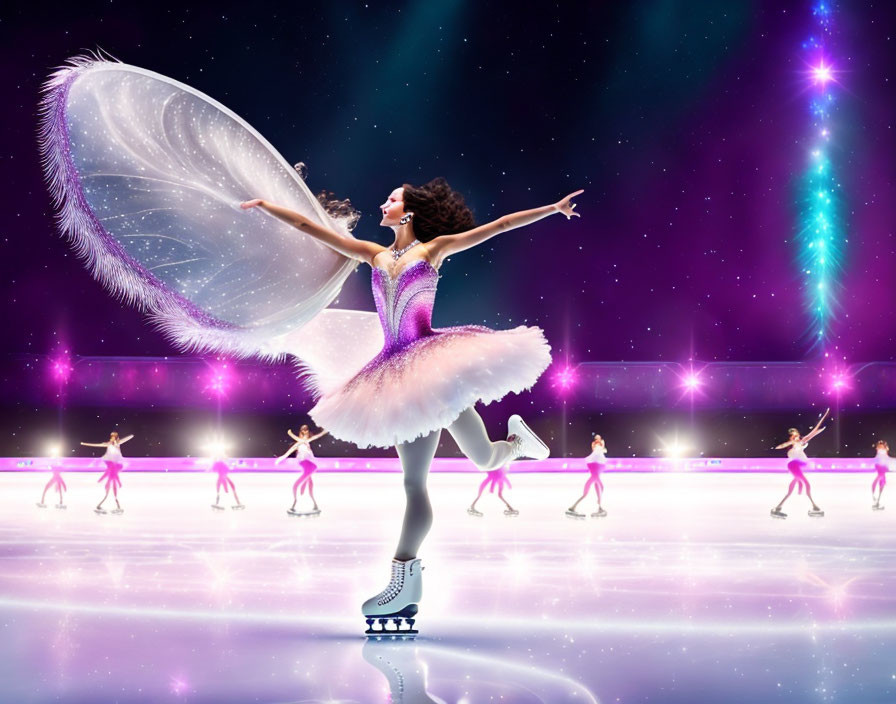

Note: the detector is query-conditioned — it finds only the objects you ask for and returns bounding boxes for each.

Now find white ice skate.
[467,507,483,517]
[565,508,585,519]
[873,502,885,511]
[363,558,423,639]
[231,504,246,511]
[508,415,549,461]
[770,508,787,520]
[110,508,124,515]
[808,508,825,518]
[591,508,608,518]
[36,502,47,509]
[211,504,225,511]
[503,508,520,517]
[94,507,107,515]
[288,507,320,517]
[55,504,67,510]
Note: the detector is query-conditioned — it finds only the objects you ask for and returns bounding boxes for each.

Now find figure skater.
[566,434,608,519]
[770,408,829,519]
[37,458,67,510]
[872,439,890,511]
[275,424,328,517]
[467,462,518,517]
[81,431,132,515]
[242,180,580,636]
[210,456,245,511]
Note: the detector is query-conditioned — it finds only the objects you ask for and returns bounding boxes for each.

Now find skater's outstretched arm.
[275,442,300,465]
[118,434,134,444]
[310,430,329,441]
[803,408,830,442]
[80,441,108,447]
[240,199,384,264]
[773,440,795,450]
[287,429,302,442]
[426,189,583,264]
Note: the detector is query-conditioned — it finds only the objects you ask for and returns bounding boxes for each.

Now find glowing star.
[50,352,74,384]
[811,61,833,86]
[203,361,233,397]
[551,364,578,395]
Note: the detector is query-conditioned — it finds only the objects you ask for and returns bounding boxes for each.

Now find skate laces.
[375,561,406,606]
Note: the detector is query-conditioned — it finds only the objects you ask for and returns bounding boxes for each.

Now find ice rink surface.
[0,469,893,703]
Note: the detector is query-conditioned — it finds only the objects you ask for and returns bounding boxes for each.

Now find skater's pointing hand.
[555,190,583,219]
[240,199,264,210]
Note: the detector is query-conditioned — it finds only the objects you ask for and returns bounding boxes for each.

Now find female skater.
[770,408,829,519]
[81,431,132,515]
[241,180,580,634]
[210,457,245,511]
[467,462,518,517]
[275,424,328,517]
[37,454,67,510]
[566,433,608,519]
[872,439,890,511]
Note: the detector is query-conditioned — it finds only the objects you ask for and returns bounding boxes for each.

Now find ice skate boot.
[591,508,608,518]
[36,502,47,509]
[296,508,321,517]
[55,503,67,510]
[231,503,246,511]
[363,558,423,639]
[508,415,550,461]
[770,508,787,520]
[565,508,585,519]
[808,508,825,518]
[94,507,107,515]
[873,502,885,511]
[211,504,225,511]
[467,507,483,517]
[503,508,519,517]
[110,508,124,515]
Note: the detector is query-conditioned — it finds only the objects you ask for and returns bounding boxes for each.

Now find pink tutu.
[310,260,550,448]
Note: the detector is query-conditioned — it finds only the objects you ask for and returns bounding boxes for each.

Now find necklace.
[391,239,420,261]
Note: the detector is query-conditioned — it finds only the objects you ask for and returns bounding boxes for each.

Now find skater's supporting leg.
[228,479,242,506]
[470,475,490,510]
[802,478,821,511]
[394,429,440,561]
[291,477,301,510]
[40,478,53,505]
[497,486,516,512]
[775,479,798,510]
[570,476,597,511]
[306,478,319,511]
[447,407,514,471]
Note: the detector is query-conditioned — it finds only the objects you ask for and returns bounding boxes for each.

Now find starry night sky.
[3,0,896,456]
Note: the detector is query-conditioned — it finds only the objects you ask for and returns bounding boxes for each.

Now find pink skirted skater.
[566,434,608,519]
[81,431,133,515]
[210,457,244,511]
[872,440,890,511]
[37,457,67,510]
[467,462,517,517]
[770,408,829,520]
[275,424,328,517]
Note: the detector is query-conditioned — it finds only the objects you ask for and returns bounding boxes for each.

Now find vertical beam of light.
[798,2,844,349]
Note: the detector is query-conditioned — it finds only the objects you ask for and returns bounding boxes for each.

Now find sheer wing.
[39,54,381,393]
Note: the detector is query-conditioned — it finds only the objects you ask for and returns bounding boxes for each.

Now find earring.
[400,213,413,225]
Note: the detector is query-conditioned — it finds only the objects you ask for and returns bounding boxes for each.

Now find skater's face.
[789,431,800,441]
[110,432,119,442]
[380,188,406,227]
[592,435,602,446]
[300,425,310,438]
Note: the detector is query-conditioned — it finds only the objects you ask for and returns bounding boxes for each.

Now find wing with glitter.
[38,54,382,394]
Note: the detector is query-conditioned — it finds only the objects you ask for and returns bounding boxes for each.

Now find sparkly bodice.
[371,260,439,352]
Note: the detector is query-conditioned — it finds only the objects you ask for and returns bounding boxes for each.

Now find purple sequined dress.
[310,259,551,448]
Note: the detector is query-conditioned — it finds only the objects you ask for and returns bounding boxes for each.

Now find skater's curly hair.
[788,428,800,438]
[402,177,476,242]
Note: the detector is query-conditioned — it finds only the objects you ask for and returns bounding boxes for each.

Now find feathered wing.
[38,54,381,392]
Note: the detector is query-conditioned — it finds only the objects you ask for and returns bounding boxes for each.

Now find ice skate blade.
[211,504,225,511]
[503,509,519,517]
[55,504,67,510]
[289,509,320,517]
[231,504,246,511]
[36,503,47,509]
[94,508,107,515]
[364,605,419,639]
[872,504,885,511]
[565,509,585,520]
[770,510,787,520]
[110,509,124,515]
[591,510,608,518]
[808,510,825,518]
[467,508,483,517]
